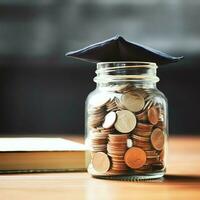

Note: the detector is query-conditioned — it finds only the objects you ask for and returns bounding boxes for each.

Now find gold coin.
[121,93,145,112]
[151,128,165,151]
[102,111,117,129]
[114,110,137,133]
[91,152,110,173]
[124,147,146,169]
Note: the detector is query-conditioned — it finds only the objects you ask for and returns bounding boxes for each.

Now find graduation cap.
[65,36,183,65]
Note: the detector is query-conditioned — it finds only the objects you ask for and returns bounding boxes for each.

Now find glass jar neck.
[94,62,159,89]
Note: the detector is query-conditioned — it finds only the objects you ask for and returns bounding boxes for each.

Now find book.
[0,137,87,173]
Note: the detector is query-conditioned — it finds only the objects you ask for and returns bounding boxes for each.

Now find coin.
[133,131,152,137]
[145,158,160,165]
[108,133,129,141]
[127,138,133,148]
[89,94,110,108]
[145,150,158,157]
[143,99,154,111]
[133,123,153,137]
[135,122,153,132]
[148,106,159,125]
[151,128,165,151]
[121,93,145,112]
[115,84,134,93]
[152,163,164,170]
[134,165,153,172]
[115,98,126,110]
[101,128,115,135]
[146,155,160,159]
[106,97,118,112]
[88,86,167,176]
[155,120,165,130]
[92,152,110,173]
[88,106,106,128]
[107,134,129,172]
[102,111,117,129]
[133,140,153,150]
[112,84,131,93]
[124,147,146,169]
[89,129,108,152]
[114,110,137,133]
[88,164,127,176]
[132,134,150,142]
[136,110,148,121]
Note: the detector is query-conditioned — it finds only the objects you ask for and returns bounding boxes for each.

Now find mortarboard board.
[65,36,183,65]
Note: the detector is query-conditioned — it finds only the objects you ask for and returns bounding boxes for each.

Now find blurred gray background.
[0,0,199,135]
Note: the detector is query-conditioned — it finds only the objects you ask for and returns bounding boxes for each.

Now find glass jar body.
[85,62,168,180]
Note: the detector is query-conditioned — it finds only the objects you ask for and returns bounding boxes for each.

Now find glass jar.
[85,62,168,180]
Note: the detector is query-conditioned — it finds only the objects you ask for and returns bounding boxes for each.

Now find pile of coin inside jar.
[87,84,166,176]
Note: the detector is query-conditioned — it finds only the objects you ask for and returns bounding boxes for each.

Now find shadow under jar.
[85,62,168,180]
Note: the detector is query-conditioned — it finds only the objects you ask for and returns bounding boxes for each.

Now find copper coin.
[146,155,160,159]
[156,121,165,130]
[152,163,164,170]
[106,97,118,111]
[124,147,146,169]
[107,146,127,152]
[102,111,117,129]
[109,133,129,139]
[132,134,150,142]
[145,150,158,156]
[145,158,160,165]
[134,131,152,137]
[135,122,153,132]
[134,164,153,172]
[148,106,159,125]
[133,140,153,150]
[136,110,148,121]
[114,110,137,133]
[151,128,165,151]
[121,93,145,112]
[133,140,152,150]
[133,145,153,151]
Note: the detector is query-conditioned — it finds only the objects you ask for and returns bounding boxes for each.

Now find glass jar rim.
[97,61,157,69]
[94,61,159,84]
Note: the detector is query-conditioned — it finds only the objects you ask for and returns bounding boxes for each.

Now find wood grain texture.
[0,136,200,200]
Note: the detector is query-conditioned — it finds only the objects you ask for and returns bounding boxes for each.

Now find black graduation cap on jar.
[65,35,183,65]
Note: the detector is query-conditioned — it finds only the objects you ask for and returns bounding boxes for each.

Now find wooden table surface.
[0,136,200,200]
